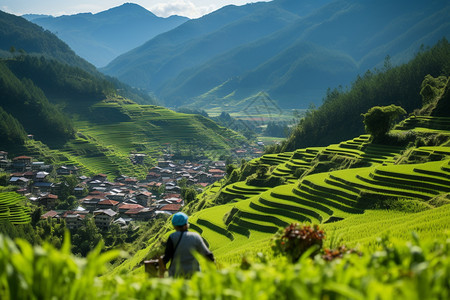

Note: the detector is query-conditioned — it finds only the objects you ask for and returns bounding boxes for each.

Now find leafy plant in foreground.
[271,223,325,263]
[0,232,449,299]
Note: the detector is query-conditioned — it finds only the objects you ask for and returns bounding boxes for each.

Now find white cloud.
[150,0,217,18]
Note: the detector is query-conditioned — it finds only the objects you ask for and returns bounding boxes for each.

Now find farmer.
[159,212,215,278]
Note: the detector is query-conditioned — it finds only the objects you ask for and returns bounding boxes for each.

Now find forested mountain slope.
[25,3,189,67]
[103,0,450,109]
[0,10,95,73]
[268,38,450,152]
[0,55,245,178]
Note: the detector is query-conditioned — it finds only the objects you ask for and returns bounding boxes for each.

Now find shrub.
[272,223,325,263]
[362,105,407,141]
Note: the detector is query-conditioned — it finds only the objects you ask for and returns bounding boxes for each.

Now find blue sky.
[1,0,270,19]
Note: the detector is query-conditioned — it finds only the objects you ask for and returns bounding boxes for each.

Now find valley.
[0,0,449,299]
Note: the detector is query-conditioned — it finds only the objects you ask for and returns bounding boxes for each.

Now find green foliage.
[0,232,120,300]
[5,55,112,101]
[274,38,450,153]
[0,59,75,144]
[272,223,325,263]
[0,232,449,299]
[0,107,26,145]
[362,105,406,141]
[420,74,448,105]
[0,173,11,186]
[255,164,269,179]
[182,187,198,204]
[374,198,432,213]
[57,175,79,202]
[0,10,96,72]
[71,218,102,257]
[264,122,289,137]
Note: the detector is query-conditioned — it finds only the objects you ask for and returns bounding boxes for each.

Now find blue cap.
[172,212,188,226]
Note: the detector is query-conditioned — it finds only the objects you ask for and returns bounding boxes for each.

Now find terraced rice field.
[220,181,271,201]
[190,152,450,260]
[0,192,31,225]
[23,101,246,179]
[396,115,450,131]
[322,204,450,247]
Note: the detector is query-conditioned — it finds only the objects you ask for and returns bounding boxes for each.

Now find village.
[0,144,264,232]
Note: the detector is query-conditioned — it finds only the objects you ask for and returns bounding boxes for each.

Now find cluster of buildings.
[0,150,234,231]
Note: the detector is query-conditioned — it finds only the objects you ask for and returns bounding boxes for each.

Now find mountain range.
[24,3,188,67]
[102,0,450,109]
[0,10,246,177]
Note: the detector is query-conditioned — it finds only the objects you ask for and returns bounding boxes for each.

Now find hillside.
[24,3,189,67]
[0,10,158,106]
[101,0,331,106]
[0,55,246,178]
[106,65,450,280]
[102,0,450,109]
[1,60,450,300]
[0,10,95,72]
[269,38,450,152]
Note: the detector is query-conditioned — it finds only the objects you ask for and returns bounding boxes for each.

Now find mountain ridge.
[103,0,450,109]
[25,3,189,67]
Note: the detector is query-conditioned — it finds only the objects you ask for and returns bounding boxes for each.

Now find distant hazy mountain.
[102,0,450,109]
[24,3,189,67]
[0,10,157,105]
[0,10,96,73]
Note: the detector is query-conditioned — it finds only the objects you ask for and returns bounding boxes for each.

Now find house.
[135,191,152,206]
[35,171,49,182]
[146,172,161,181]
[213,161,226,170]
[107,192,126,202]
[125,207,155,221]
[74,187,85,197]
[41,210,62,220]
[65,213,86,230]
[149,166,162,174]
[124,177,138,186]
[164,197,183,205]
[0,151,7,160]
[93,209,117,229]
[195,171,212,183]
[32,162,52,171]
[9,177,30,190]
[22,171,35,180]
[165,185,181,193]
[12,156,32,171]
[0,159,9,170]
[160,169,173,179]
[158,203,182,214]
[82,197,102,212]
[92,174,108,182]
[56,165,78,176]
[97,199,120,211]
[157,161,172,168]
[38,194,58,210]
[32,182,54,193]
[86,180,104,190]
[113,217,131,229]
[118,203,144,215]
[208,169,226,176]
